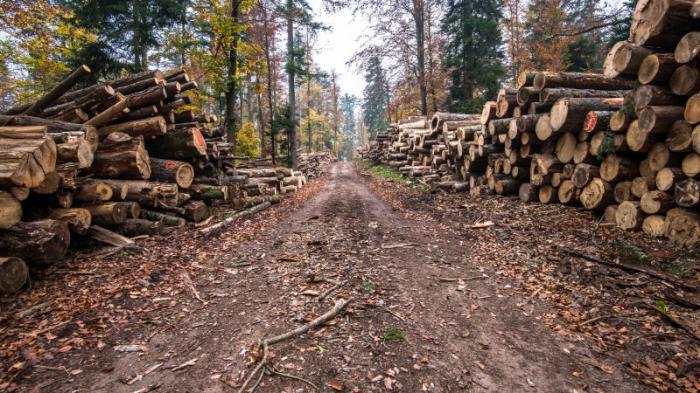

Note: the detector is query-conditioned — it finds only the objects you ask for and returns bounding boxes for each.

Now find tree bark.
[88,132,151,179]
[150,158,195,188]
[0,257,28,294]
[0,220,70,266]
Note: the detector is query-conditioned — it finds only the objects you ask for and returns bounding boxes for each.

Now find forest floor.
[1,162,699,392]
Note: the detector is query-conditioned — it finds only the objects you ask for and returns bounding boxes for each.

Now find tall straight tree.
[340,93,357,160]
[441,0,505,112]
[64,0,186,77]
[362,55,390,140]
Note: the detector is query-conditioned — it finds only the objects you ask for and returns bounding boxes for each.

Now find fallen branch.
[267,366,320,391]
[318,282,342,302]
[235,297,353,393]
[200,202,272,237]
[558,247,700,292]
[645,303,700,341]
[182,272,206,304]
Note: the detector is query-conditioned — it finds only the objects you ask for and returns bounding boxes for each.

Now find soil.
[4,162,697,392]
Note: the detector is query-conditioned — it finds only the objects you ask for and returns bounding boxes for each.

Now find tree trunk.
[549,97,624,132]
[183,200,210,222]
[665,207,700,247]
[140,209,186,227]
[48,208,92,233]
[675,178,699,207]
[616,201,644,230]
[670,65,700,96]
[0,191,22,229]
[630,0,700,49]
[638,53,682,84]
[675,31,700,63]
[97,116,167,140]
[534,72,636,91]
[147,127,207,159]
[83,203,127,226]
[643,214,667,237]
[580,178,614,210]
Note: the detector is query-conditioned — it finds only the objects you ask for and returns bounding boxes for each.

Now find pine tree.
[441,0,505,113]
[339,94,357,160]
[361,56,389,141]
[63,0,187,79]
[563,0,606,71]
[523,0,570,71]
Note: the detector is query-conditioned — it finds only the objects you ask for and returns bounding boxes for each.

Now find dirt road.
[20,163,652,392]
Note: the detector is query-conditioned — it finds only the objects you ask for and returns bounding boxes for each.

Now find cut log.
[604,41,653,78]
[83,203,127,226]
[85,94,129,128]
[573,141,596,164]
[540,88,629,105]
[601,155,639,182]
[630,0,700,48]
[555,133,577,163]
[88,132,151,179]
[9,187,29,202]
[616,201,644,230]
[88,225,134,247]
[99,180,178,208]
[685,92,700,124]
[583,111,612,134]
[549,97,624,132]
[200,201,272,237]
[119,201,141,219]
[675,31,700,63]
[97,116,167,140]
[682,152,700,177]
[640,190,674,213]
[667,120,694,152]
[638,53,681,84]
[534,72,637,91]
[494,179,519,195]
[149,158,195,188]
[518,183,539,202]
[695,124,700,153]
[675,178,699,207]
[48,208,91,233]
[140,209,186,227]
[183,200,209,222]
[538,185,558,203]
[604,205,619,224]
[56,138,93,168]
[656,167,686,191]
[643,215,667,237]
[670,65,700,96]
[0,126,57,188]
[610,110,630,132]
[146,127,207,159]
[535,114,553,141]
[430,112,479,131]
[573,164,600,188]
[0,191,22,229]
[638,106,685,135]
[24,65,91,115]
[188,184,229,201]
[580,178,614,210]
[112,218,162,237]
[558,180,579,205]
[0,257,28,294]
[665,208,700,247]
[530,154,562,186]
[0,220,70,265]
[126,85,168,109]
[73,180,126,203]
[481,101,497,125]
[632,176,656,198]
[614,181,634,203]
[626,119,658,152]
[31,171,61,194]
[633,85,685,113]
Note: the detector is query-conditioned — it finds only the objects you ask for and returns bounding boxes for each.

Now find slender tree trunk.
[260,0,277,164]
[413,0,428,116]
[287,0,298,168]
[257,87,266,155]
[180,1,187,66]
[225,1,241,148]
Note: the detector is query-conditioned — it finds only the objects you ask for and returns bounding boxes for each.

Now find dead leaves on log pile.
[367,173,700,393]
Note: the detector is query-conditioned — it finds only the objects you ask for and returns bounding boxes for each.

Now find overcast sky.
[307,0,370,100]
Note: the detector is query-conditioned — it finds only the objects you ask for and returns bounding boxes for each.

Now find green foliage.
[667,265,691,278]
[361,279,376,291]
[441,0,505,113]
[339,94,358,160]
[362,56,390,140]
[236,121,261,158]
[383,326,405,342]
[611,240,653,265]
[656,299,669,314]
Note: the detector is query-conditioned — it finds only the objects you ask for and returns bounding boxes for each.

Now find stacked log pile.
[0,67,329,293]
[359,0,700,247]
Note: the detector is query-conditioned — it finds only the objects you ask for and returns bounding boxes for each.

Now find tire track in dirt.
[41,162,647,392]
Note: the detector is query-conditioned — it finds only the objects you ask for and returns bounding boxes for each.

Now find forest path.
[41,163,647,392]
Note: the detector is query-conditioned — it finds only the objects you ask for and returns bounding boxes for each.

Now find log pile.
[0,67,326,293]
[359,0,700,247]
